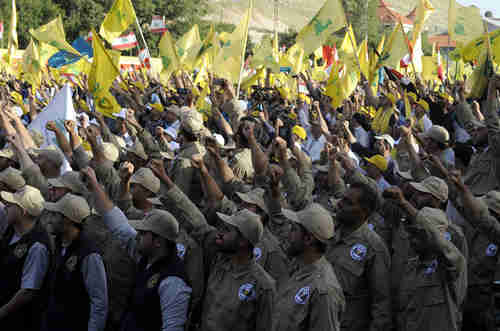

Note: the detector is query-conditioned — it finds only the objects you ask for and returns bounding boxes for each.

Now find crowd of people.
[0,65,500,331]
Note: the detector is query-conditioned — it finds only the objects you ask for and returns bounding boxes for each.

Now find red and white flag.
[139,48,151,70]
[437,49,444,81]
[112,32,138,51]
[85,31,93,43]
[0,22,4,40]
[150,15,167,33]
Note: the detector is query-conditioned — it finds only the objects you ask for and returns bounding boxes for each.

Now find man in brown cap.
[148,159,275,331]
[272,203,345,331]
[82,166,192,331]
[0,186,51,331]
[42,194,108,331]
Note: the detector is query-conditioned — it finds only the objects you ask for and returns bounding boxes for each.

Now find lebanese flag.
[400,31,414,68]
[85,31,93,43]
[437,49,444,81]
[112,32,138,50]
[0,22,4,40]
[150,15,167,33]
[139,48,152,70]
[323,45,334,67]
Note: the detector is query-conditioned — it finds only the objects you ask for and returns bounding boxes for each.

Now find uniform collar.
[334,222,369,245]
[292,256,326,281]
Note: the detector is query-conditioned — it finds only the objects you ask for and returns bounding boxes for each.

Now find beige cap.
[102,142,119,162]
[44,193,91,224]
[282,203,334,243]
[415,207,449,231]
[236,188,268,214]
[35,149,65,168]
[1,185,44,217]
[0,148,15,160]
[29,129,44,148]
[480,191,500,215]
[130,168,161,194]
[126,141,148,161]
[0,167,25,191]
[129,209,179,241]
[410,176,448,202]
[47,171,87,195]
[419,125,450,144]
[167,105,181,117]
[181,112,204,135]
[216,209,263,245]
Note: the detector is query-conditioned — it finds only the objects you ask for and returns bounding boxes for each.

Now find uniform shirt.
[272,256,345,331]
[9,233,49,290]
[102,207,192,331]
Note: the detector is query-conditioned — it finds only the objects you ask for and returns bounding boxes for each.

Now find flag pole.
[345,25,366,81]
[134,15,152,70]
[401,22,418,81]
[236,0,253,99]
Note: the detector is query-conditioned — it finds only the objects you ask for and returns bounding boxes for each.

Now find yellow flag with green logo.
[296,0,347,56]
[38,43,59,69]
[6,0,18,64]
[195,25,219,69]
[159,30,180,80]
[285,43,305,74]
[461,29,500,63]
[422,55,439,82]
[340,25,357,55]
[385,23,407,68]
[250,35,280,72]
[358,38,370,80]
[99,0,137,45]
[448,0,483,45]
[30,16,80,55]
[22,39,42,87]
[176,24,202,70]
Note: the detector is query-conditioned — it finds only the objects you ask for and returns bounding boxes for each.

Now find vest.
[42,233,99,331]
[0,222,52,331]
[121,254,187,331]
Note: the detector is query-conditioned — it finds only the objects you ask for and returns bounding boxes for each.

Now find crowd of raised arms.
[1,65,500,331]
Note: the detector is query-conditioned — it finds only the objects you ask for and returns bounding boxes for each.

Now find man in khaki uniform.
[0,167,25,192]
[149,160,275,331]
[272,203,345,331]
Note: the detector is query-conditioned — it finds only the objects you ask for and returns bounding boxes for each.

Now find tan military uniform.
[170,142,206,202]
[22,164,50,199]
[272,257,345,331]
[227,148,254,183]
[281,161,314,211]
[254,227,290,283]
[326,223,392,331]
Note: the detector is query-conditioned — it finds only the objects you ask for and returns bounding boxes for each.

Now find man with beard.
[81,166,192,331]
[148,159,275,331]
[42,194,108,331]
[325,180,392,331]
[272,203,345,331]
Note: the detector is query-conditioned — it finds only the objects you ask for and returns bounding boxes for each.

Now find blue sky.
[458,0,500,16]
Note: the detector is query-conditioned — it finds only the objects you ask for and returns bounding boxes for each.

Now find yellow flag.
[94,91,122,118]
[296,0,347,56]
[422,56,439,83]
[38,43,59,69]
[213,3,252,83]
[285,43,306,74]
[99,0,137,45]
[448,0,483,45]
[461,29,500,63]
[250,35,280,72]
[195,84,212,120]
[7,0,18,64]
[89,28,121,116]
[194,53,209,86]
[412,0,435,44]
[326,58,360,109]
[195,25,219,69]
[22,39,42,87]
[340,25,357,55]
[357,38,369,80]
[385,23,407,68]
[403,91,411,119]
[176,24,202,70]
[29,16,80,55]
[159,30,181,80]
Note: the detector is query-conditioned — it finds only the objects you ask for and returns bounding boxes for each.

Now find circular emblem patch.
[13,243,28,258]
[66,255,78,272]
[444,232,451,241]
[253,247,262,261]
[176,243,186,259]
[425,259,438,275]
[486,243,498,257]
[238,283,256,301]
[350,244,367,261]
[367,223,374,231]
[148,273,161,289]
[295,286,311,304]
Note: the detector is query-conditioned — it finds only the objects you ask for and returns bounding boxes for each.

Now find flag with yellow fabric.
[448,0,483,45]
[385,22,407,69]
[38,43,59,69]
[296,0,347,56]
[461,29,500,63]
[22,39,42,88]
[213,3,252,83]
[176,24,202,70]
[6,0,18,64]
[285,43,306,74]
[195,25,220,69]
[250,35,280,72]
[159,30,180,81]
[99,0,137,45]
[358,38,370,80]
[412,0,435,44]
[422,55,439,82]
[339,25,357,55]
[29,16,80,55]
[88,28,121,117]
[326,58,360,109]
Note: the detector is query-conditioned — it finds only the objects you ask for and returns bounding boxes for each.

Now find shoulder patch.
[444,231,451,241]
[253,247,262,261]
[350,243,367,261]
[13,243,28,258]
[148,273,161,288]
[367,223,374,231]
[295,286,311,304]
[238,283,256,301]
[66,255,78,272]
[424,259,438,275]
[176,243,186,259]
[486,243,498,257]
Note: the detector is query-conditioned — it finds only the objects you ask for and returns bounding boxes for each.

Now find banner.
[112,32,138,50]
[150,15,167,33]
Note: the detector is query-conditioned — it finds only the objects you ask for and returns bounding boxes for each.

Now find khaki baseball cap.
[282,203,334,243]
[47,171,87,195]
[181,112,204,135]
[102,142,119,162]
[480,191,500,216]
[29,129,45,148]
[419,125,449,144]
[34,148,65,168]
[0,167,25,191]
[415,207,449,231]
[216,209,263,245]
[236,188,268,214]
[410,176,448,202]
[126,141,148,161]
[129,209,179,241]
[0,148,15,160]
[130,168,161,194]
[1,185,45,217]
[44,193,91,224]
